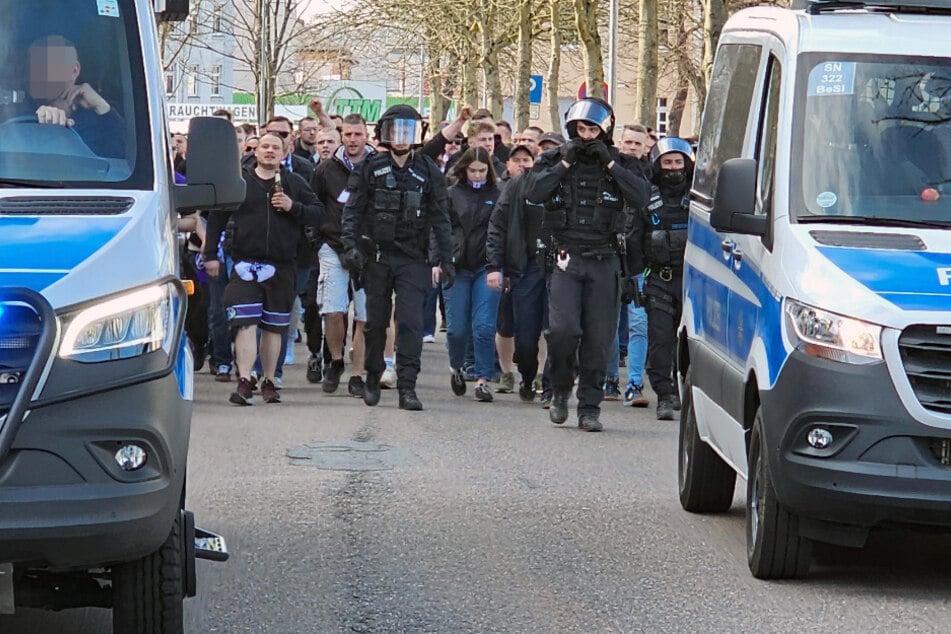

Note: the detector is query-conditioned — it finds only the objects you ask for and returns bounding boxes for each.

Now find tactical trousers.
[363,252,431,392]
[645,275,683,399]
[546,253,621,416]
[510,261,548,385]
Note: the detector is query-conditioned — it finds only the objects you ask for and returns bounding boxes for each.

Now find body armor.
[542,158,626,246]
[365,153,427,247]
[643,185,689,271]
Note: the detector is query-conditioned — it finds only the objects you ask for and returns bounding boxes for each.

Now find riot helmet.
[564,97,615,142]
[650,137,695,188]
[376,104,425,153]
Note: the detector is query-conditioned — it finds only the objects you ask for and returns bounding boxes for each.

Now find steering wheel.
[0,112,96,157]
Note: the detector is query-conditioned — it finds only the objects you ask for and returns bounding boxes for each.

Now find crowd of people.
[177,97,696,431]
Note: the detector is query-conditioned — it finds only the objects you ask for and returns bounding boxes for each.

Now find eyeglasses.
[267,130,291,139]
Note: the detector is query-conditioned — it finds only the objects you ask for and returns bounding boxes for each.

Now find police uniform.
[629,137,693,420]
[340,106,454,410]
[525,98,650,430]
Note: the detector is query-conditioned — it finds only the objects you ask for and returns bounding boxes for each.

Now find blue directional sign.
[529,75,543,104]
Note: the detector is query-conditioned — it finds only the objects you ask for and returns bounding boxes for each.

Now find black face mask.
[659,169,686,188]
[390,147,412,157]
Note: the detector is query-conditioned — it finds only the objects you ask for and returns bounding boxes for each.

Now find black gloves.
[561,138,585,165]
[441,262,456,290]
[587,139,613,166]
[341,248,366,272]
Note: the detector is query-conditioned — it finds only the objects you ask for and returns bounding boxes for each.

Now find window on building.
[213,5,224,32]
[656,97,668,136]
[210,65,222,97]
[186,65,199,97]
[165,72,174,96]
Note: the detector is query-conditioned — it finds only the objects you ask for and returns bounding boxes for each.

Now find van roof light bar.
[792,0,951,13]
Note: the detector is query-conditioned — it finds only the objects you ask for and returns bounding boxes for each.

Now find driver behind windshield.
[27,34,123,158]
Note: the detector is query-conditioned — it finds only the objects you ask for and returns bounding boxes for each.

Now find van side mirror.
[154,0,189,22]
[174,117,245,213]
[711,158,767,236]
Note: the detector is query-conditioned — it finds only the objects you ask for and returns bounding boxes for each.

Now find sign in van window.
[808,62,856,96]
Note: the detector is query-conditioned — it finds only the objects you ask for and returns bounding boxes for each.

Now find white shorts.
[317,243,367,321]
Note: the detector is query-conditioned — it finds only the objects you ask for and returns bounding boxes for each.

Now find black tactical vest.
[365,153,428,247]
[541,158,626,246]
[643,185,689,268]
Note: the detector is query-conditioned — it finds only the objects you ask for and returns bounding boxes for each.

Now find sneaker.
[398,390,423,411]
[260,378,281,403]
[323,359,345,393]
[249,373,259,392]
[450,368,467,396]
[496,371,515,393]
[671,393,682,411]
[229,377,254,406]
[381,365,397,389]
[549,391,569,424]
[540,389,553,409]
[215,364,231,383]
[422,334,436,343]
[657,397,675,421]
[464,365,477,382]
[306,354,322,383]
[364,374,381,406]
[347,375,365,398]
[474,384,494,402]
[603,377,621,401]
[624,385,650,408]
[532,375,543,394]
[578,413,603,432]
[273,376,283,389]
[518,380,535,403]
[284,346,295,366]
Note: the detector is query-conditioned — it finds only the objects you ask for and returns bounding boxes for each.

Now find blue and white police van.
[0,0,243,629]
[678,0,951,578]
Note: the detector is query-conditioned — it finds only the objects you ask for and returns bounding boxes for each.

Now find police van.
[0,0,243,630]
[678,0,951,578]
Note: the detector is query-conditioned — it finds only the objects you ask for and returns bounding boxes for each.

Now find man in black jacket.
[311,113,375,397]
[341,104,455,411]
[204,132,323,406]
[526,98,650,431]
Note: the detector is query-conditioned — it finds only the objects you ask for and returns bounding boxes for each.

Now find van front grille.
[898,325,951,414]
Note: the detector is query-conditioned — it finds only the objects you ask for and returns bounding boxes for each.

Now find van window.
[0,0,152,189]
[794,54,951,223]
[755,55,782,217]
[693,43,762,203]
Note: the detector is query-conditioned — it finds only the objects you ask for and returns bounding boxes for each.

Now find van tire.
[112,513,185,634]
[746,410,812,579]
[678,369,737,512]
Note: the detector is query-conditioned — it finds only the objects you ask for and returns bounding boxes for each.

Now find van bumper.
[761,350,951,532]
[0,372,190,570]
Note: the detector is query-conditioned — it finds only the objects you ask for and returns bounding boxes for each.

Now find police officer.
[340,105,455,411]
[526,97,649,432]
[629,137,693,421]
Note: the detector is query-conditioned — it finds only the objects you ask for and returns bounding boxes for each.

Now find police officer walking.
[340,105,455,411]
[526,98,649,431]
[629,137,694,421]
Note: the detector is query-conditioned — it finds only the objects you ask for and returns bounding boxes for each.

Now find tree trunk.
[574,0,605,100]
[546,0,563,134]
[635,0,657,129]
[485,48,504,118]
[701,0,727,89]
[513,0,533,131]
[667,75,689,137]
[461,51,479,109]
[427,48,446,127]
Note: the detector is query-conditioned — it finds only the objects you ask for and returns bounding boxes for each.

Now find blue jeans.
[207,256,233,368]
[444,267,501,380]
[626,275,648,388]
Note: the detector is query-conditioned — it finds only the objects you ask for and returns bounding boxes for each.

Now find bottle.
[272,171,283,194]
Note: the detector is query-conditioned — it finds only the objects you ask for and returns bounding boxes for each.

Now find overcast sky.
[300,0,348,19]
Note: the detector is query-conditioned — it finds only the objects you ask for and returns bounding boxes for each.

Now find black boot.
[656,396,674,421]
[549,390,569,424]
[399,389,423,411]
[363,373,381,407]
[323,359,345,393]
[578,412,603,432]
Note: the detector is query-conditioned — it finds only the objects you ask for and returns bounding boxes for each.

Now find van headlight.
[59,284,175,363]
[784,299,882,364]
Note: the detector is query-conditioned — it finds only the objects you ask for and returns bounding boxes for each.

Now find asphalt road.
[5,337,951,633]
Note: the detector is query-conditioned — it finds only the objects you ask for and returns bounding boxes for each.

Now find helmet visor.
[565,100,613,133]
[381,118,423,146]
[651,137,694,162]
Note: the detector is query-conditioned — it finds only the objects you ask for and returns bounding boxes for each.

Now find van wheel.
[746,409,812,579]
[678,369,737,512]
[112,513,184,634]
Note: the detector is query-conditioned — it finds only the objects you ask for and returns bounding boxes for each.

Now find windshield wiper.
[797,215,951,229]
[0,178,64,189]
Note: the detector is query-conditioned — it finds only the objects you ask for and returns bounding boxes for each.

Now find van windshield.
[794,54,951,224]
[0,0,151,189]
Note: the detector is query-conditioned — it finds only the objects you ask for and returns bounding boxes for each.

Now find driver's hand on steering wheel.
[35,105,73,128]
[37,84,111,127]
